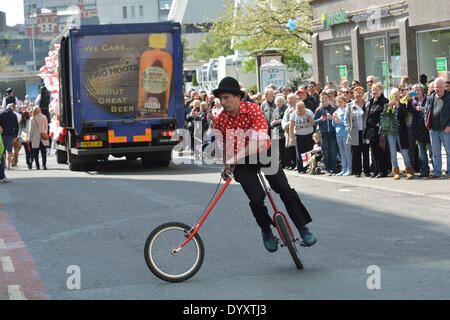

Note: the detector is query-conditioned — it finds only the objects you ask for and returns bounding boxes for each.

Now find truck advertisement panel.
[77,32,175,123]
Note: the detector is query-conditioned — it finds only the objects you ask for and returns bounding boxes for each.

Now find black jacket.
[409,98,430,144]
[363,94,389,142]
[0,108,19,137]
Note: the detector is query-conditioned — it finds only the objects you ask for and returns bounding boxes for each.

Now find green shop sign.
[322,9,349,30]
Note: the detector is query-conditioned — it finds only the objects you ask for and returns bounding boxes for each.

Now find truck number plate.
[81,141,103,148]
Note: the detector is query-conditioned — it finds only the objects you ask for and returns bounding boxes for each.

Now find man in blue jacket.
[425,77,450,178]
[314,92,337,175]
[0,103,19,172]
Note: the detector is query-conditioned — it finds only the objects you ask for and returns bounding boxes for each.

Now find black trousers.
[276,137,289,169]
[351,131,370,175]
[369,137,389,175]
[233,160,312,234]
[32,142,47,168]
[285,145,296,168]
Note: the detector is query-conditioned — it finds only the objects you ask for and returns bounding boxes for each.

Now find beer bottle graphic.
[137,33,173,116]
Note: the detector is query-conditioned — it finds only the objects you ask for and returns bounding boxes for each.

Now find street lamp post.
[26,1,37,71]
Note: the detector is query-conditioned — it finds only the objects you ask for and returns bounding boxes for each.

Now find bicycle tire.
[275,214,303,270]
[144,222,205,282]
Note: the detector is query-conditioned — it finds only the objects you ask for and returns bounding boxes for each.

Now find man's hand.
[270,120,277,127]
[445,126,450,134]
[222,164,235,180]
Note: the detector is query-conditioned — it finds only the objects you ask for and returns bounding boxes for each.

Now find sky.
[0,0,25,26]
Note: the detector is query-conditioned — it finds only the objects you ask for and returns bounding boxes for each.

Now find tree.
[205,0,313,74]
[192,30,234,61]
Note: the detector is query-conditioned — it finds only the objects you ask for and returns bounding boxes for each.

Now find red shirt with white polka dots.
[212,101,271,161]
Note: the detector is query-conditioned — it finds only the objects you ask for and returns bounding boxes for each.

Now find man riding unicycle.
[212,77,317,252]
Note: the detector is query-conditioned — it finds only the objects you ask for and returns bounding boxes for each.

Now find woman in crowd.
[363,82,390,178]
[409,84,431,178]
[399,83,420,172]
[28,106,49,170]
[345,86,370,177]
[333,95,352,176]
[19,110,32,169]
[282,93,298,170]
[384,88,414,180]
[290,101,315,174]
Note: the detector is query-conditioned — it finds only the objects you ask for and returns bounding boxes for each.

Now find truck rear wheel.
[69,161,82,171]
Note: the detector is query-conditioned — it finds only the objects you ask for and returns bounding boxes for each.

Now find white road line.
[1,256,15,272]
[0,238,5,249]
[7,285,27,300]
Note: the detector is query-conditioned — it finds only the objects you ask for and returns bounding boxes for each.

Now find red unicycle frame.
[174,169,300,254]
[145,168,304,283]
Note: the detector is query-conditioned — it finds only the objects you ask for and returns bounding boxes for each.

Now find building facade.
[96,0,172,24]
[311,0,450,91]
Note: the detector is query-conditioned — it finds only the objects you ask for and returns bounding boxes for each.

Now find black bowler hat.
[213,77,244,98]
[6,88,13,94]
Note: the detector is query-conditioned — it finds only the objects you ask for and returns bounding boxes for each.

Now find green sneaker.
[261,231,278,252]
[299,227,317,247]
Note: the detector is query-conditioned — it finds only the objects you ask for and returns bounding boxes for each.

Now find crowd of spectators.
[184,74,450,180]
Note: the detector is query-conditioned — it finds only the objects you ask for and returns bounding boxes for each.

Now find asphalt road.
[0,152,449,300]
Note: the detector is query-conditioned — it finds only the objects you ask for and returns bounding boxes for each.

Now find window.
[123,6,127,19]
[365,35,402,94]
[139,5,144,17]
[417,28,450,79]
[323,42,353,87]
[42,24,46,31]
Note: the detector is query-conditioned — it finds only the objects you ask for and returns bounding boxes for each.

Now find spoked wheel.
[144,222,205,282]
[275,214,303,270]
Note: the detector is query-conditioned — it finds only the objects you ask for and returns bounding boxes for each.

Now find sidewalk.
[284,148,450,201]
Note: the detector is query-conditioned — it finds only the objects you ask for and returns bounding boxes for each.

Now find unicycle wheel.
[144,222,205,282]
[275,214,303,270]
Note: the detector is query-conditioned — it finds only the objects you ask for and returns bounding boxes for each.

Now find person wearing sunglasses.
[364,75,376,101]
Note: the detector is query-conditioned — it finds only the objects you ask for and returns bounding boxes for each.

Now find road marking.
[0,238,5,249]
[1,256,15,272]
[7,285,27,300]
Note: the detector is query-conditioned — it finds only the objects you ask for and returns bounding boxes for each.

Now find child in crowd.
[314,92,337,175]
[308,132,322,174]
[333,95,352,176]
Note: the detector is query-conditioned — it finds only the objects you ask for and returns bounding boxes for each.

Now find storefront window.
[323,42,353,87]
[365,35,401,95]
[417,29,450,79]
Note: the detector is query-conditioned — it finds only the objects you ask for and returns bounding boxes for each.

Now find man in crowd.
[271,95,288,169]
[35,85,51,124]
[425,77,450,179]
[307,81,320,108]
[261,88,276,133]
[2,88,21,110]
[364,75,376,101]
[296,89,315,113]
[281,87,292,100]
[0,103,19,171]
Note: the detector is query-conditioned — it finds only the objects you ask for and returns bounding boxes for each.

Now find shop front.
[311,0,450,91]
